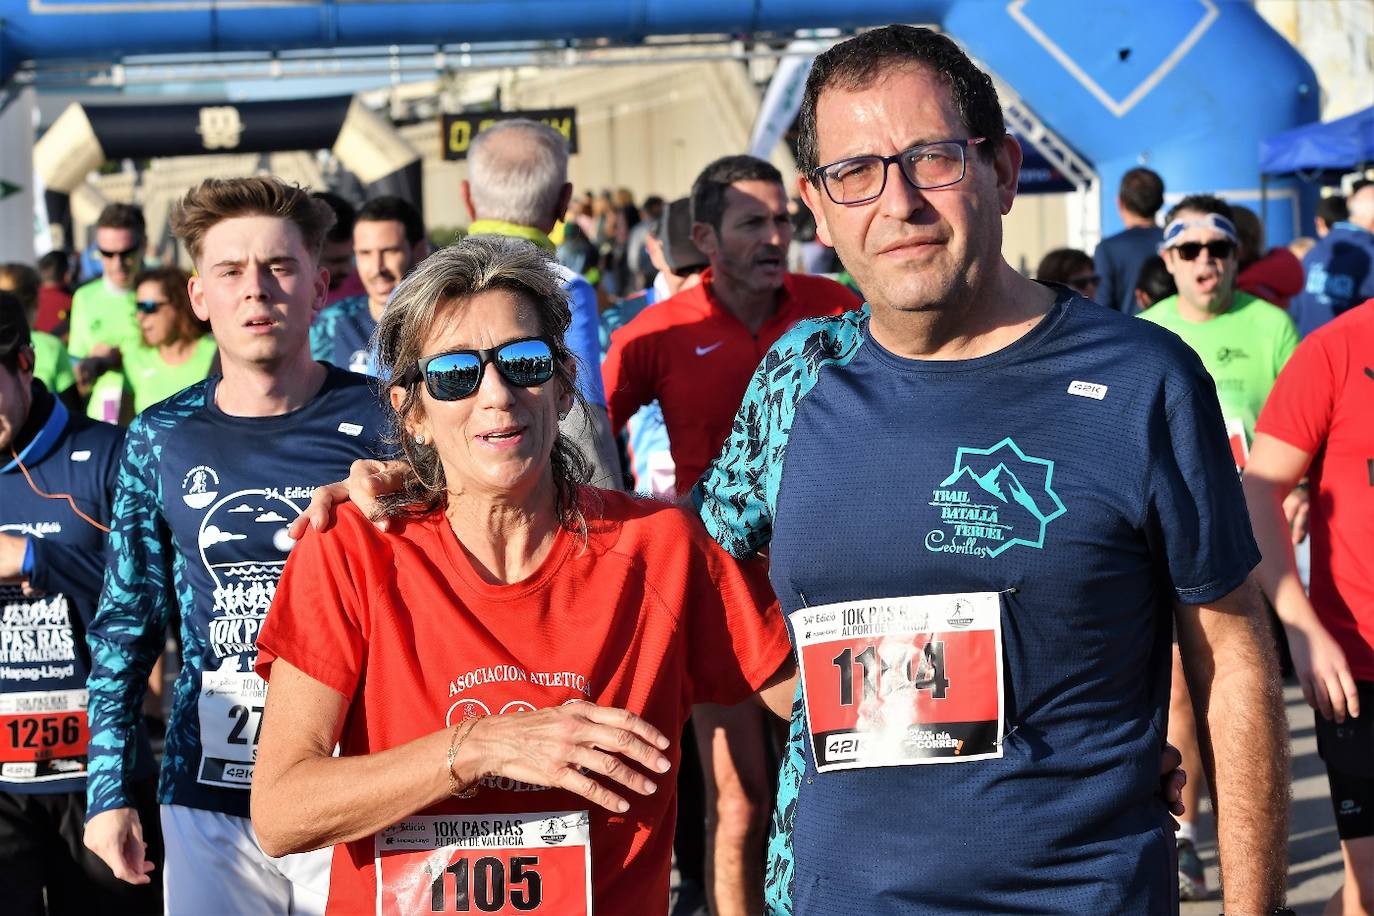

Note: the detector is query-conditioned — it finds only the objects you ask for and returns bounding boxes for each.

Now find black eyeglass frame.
[811,137,989,205]
[402,335,558,401]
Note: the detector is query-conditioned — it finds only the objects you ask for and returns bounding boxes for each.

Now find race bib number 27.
[790,592,1005,773]
[376,811,592,915]
[197,667,267,789]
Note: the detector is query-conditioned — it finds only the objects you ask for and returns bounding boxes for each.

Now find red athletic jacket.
[603,269,859,495]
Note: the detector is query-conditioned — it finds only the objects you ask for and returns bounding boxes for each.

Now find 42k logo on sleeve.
[924,437,1066,559]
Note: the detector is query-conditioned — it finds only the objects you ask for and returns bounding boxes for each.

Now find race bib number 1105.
[376,811,592,915]
[790,592,1005,773]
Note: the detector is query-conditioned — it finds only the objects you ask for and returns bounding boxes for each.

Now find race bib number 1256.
[790,592,1005,773]
[375,811,592,915]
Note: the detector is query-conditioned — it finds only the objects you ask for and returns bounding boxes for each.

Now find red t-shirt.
[34,286,73,335]
[256,490,789,915]
[602,269,859,495]
[1254,299,1374,680]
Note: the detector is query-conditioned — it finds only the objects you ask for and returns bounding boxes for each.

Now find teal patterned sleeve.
[694,307,869,558]
[85,411,179,818]
[309,306,337,362]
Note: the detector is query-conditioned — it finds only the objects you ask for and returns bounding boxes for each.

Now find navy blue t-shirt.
[1,387,154,795]
[86,365,390,819]
[1094,225,1163,314]
[1291,222,1374,337]
[697,291,1258,913]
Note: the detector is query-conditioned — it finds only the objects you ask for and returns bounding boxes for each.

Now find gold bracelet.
[446,718,481,799]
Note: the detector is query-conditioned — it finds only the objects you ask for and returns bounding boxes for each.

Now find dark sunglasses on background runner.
[99,247,140,261]
[135,299,167,314]
[406,336,557,401]
[1172,240,1235,261]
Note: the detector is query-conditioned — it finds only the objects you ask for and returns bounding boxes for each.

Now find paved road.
[1181,683,1345,915]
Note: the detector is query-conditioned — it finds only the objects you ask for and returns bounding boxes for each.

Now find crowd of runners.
[1,24,1372,916]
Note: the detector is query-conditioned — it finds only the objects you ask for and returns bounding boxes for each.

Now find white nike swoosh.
[695,342,723,356]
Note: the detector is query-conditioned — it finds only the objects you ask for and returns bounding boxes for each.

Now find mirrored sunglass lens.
[425,353,482,399]
[902,143,964,188]
[496,339,555,387]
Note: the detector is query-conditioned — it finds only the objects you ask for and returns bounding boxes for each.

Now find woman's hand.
[456,702,672,813]
[287,458,410,538]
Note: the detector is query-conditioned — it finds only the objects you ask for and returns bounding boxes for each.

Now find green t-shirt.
[31,331,76,395]
[1137,291,1299,449]
[68,278,142,423]
[122,336,218,414]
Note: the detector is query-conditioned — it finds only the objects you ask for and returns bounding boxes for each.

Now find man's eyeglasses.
[1171,240,1235,262]
[135,299,167,314]
[812,137,987,205]
[403,337,556,401]
[99,247,140,261]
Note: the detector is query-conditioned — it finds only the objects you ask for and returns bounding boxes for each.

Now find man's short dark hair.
[690,156,783,231]
[1165,194,1233,225]
[95,203,145,241]
[37,250,71,285]
[313,191,357,244]
[0,291,32,374]
[357,196,425,246]
[1118,168,1164,219]
[797,25,1004,179]
[1133,255,1176,307]
[1316,195,1348,226]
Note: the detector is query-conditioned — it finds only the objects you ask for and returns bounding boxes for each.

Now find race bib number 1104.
[790,592,1005,773]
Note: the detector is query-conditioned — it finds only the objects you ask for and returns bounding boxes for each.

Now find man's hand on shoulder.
[288,458,410,538]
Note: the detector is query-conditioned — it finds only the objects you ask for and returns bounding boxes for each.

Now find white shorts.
[160,803,332,915]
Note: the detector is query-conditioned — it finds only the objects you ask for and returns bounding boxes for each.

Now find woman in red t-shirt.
[250,235,794,915]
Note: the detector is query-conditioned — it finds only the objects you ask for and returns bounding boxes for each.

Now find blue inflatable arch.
[1,0,1318,240]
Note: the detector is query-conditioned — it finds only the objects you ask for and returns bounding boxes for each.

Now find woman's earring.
[414,433,426,445]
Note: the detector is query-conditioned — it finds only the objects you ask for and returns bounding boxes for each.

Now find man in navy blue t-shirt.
[0,295,162,912]
[696,26,1289,914]
[83,177,390,913]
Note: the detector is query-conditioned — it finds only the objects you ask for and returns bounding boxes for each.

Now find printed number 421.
[832,642,949,706]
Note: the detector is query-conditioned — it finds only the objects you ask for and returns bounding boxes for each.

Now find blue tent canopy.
[1260,105,1374,176]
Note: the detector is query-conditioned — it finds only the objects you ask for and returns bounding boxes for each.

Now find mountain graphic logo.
[926,437,1066,558]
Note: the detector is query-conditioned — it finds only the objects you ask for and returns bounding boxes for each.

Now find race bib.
[1226,416,1249,470]
[790,592,1005,773]
[0,688,88,783]
[197,667,267,788]
[375,811,592,915]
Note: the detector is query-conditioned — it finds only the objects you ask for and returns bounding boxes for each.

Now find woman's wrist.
[446,718,485,797]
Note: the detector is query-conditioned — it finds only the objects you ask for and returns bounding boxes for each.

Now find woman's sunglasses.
[135,299,167,314]
[406,336,557,401]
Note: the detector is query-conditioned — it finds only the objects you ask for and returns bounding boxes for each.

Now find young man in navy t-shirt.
[84,177,390,913]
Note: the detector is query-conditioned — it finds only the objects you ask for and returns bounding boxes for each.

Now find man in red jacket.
[603,155,858,498]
